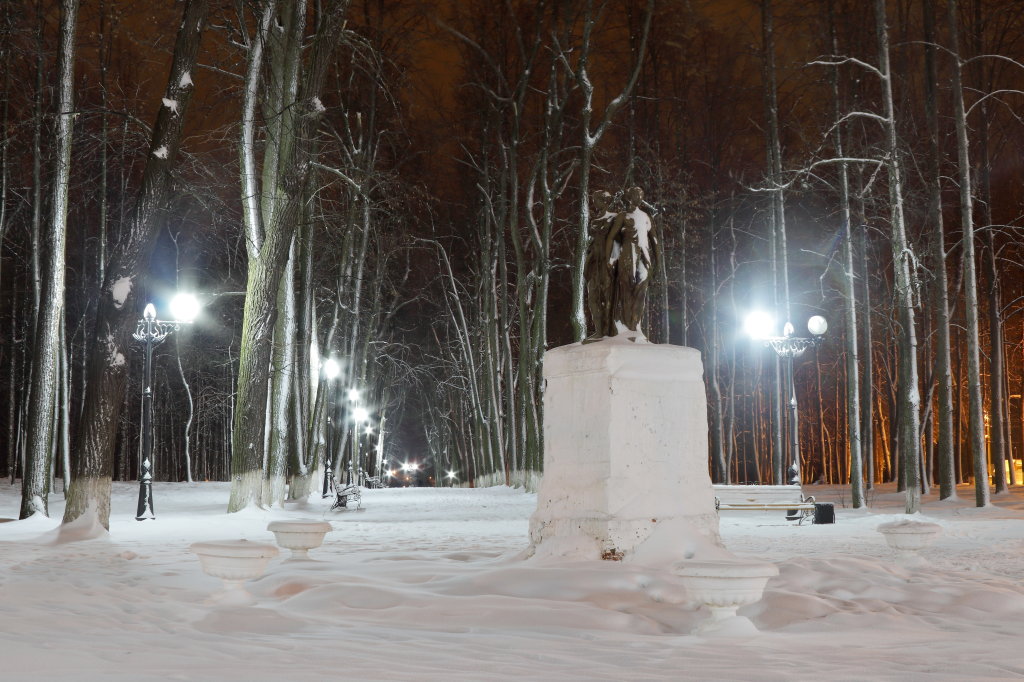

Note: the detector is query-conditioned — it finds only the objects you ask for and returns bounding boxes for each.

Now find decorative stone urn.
[267,520,334,560]
[190,539,279,604]
[674,559,778,634]
[877,519,942,566]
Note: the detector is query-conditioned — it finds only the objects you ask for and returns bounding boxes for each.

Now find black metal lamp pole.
[133,304,182,521]
[761,318,827,484]
[319,360,342,497]
[322,390,335,498]
[349,422,357,485]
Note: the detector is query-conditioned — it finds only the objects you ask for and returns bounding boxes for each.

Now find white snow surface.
[109,276,132,308]
[2,482,1024,681]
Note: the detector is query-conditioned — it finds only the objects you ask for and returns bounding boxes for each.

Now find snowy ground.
[2,481,1024,681]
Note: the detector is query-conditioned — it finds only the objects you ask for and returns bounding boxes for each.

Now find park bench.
[330,482,362,511]
[713,484,835,525]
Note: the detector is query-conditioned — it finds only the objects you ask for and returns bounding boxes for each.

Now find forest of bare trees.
[1,0,1023,523]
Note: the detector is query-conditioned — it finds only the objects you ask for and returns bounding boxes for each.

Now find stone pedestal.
[528,339,721,562]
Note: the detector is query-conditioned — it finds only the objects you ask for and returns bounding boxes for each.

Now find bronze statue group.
[584,186,661,341]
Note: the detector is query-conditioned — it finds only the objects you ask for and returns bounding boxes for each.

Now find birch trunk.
[922,0,957,499]
[828,0,864,507]
[875,0,921,513]
[20,0,78,519]
[945,0,988,507]
[762,0,791,484]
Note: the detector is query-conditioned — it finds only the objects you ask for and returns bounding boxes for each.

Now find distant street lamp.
[745,312,828,484]
[133,294,198,520]
[321,358,341,498]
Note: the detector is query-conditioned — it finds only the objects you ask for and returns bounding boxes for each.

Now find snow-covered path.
[2,482,1023,681]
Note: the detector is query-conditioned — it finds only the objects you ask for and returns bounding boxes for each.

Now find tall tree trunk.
[945,0,988,507]
[265,238,297,507]
[828,0,864,507]
[63,0,208,527]
[972,7,1007,492]
[228,1,348,512]
[20,0,79,519]
[762,0,791,484]
[922,0,957,500]
[876,0,921,513]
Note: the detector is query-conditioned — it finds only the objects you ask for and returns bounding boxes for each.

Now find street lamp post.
[321,358,341,498]
[745,313,828,484]
[351,405,369,485]
[133,295,198,520]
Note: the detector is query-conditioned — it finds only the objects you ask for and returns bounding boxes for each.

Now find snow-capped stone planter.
[190,540,279,604]
[674,559,778,634]
[267,520,334,560]
[877,519,942,566]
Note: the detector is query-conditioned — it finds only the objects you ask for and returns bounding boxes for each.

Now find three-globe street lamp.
[133,293,199,520]
[744,312,828,485]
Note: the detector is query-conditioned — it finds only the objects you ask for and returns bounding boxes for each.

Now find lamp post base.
[135,479,154,520]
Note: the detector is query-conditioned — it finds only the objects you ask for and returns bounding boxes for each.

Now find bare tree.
[228,0,349,512]
[20,0,79,519]
[946,0,988,507]
[63,0,209,527]
[922,0,957,500]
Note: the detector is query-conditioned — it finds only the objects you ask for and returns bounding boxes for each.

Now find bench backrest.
[712,484,804,505]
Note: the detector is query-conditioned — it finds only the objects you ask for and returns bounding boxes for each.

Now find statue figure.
[583,186,659,341]
[583,190,616,341]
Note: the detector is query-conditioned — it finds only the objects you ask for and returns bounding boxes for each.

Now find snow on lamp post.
[320,358,341,498]
[133,293,198,520]
[744,312,828,484]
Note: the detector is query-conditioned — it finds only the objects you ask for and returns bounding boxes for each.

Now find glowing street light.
[347,387,360,402]
[169,292,200,323]
[744,310,828,484]
[742,310,775,340]
[133,296,199,520]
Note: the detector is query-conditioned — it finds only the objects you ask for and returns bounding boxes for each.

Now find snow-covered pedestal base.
[528,339,721,562]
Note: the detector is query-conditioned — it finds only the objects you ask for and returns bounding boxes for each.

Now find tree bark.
[228,0,348,512]
[63,0,208,527]
[945,0,988,507]
[20,0,79,519]
[875,0,921,513]
[920,0,958,500]
[828,0,864,507]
